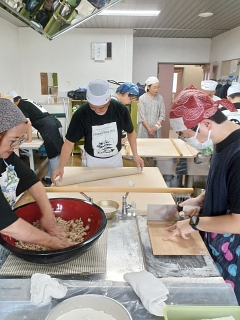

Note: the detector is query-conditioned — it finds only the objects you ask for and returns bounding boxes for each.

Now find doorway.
[157,63,211,138]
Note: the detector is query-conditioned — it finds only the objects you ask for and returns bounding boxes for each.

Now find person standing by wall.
[137,76,165,138]
[9,91,63,187]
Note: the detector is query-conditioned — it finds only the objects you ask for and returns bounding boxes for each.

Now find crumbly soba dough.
[15,217,90,250]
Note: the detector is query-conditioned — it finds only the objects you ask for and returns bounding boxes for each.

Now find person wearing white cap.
[200,80,221,102]
[137,76,165,139]
[226,82,240,109]
[52,79,144,182]
[220,82,240,125]
[8,91,64,187]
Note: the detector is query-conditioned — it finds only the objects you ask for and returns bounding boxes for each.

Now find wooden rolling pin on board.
[55,167,141,186]
[47,186,194,194]
[47,167,194,194]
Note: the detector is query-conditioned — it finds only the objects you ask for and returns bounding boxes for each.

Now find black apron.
[35,116,63,159]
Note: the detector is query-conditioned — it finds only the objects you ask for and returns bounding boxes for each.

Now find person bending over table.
[9,91,63,187]
[0,98,74,249]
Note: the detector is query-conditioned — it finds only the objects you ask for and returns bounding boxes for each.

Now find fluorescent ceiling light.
[98,10,160,17]
[198,12,213,17]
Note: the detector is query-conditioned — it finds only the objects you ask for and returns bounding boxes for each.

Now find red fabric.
[170,85,236,129]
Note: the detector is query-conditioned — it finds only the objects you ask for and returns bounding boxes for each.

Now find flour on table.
[56,307,116,320]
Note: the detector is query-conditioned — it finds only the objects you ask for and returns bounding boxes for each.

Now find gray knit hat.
[0,98,27,133]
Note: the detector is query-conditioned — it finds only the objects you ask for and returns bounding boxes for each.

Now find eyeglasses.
[10,135,27,148]
[191,125,199,132]
[128,94,137,102]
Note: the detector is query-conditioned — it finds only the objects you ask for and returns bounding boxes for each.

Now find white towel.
[30,273,67,307]
[123,270,169,316]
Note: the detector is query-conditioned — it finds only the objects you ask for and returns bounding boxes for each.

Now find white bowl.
[45,294,132,320]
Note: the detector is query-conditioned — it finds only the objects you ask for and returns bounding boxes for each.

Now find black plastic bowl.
[0,198,107,264]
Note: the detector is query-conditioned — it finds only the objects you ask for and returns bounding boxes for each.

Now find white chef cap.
[8,91,19,98]
[145,77,159,92]
[227,82,240,96]
[145,77,159,86]
[201,80,218,91]
[86,79,110,106]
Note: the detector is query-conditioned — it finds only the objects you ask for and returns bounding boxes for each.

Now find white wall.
[18,27,133,102]
[2,16,240,102]
[133,38,211,84]
[0,18,24,95]
[210,26,240,80]
[0,25,133,102]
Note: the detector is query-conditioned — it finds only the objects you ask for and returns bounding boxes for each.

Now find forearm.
[1,218,55,247]
[198,213,240,234]
[26,119,32,142]
[58,139,74,169]
[28,182,53,218]
[196,192,205,206]
[142,121,151,131]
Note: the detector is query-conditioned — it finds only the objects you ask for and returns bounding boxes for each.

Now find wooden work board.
[147,221,210,256]
[121,138,198,158]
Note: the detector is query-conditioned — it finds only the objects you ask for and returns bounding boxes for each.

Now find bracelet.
[154,124,161,129]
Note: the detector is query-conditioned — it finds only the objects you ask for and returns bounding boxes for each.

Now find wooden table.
[53,167,176,213]
[16,167,176,212]
[19,137,48,174]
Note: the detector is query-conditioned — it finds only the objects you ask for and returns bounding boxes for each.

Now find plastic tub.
[163,305,240,320]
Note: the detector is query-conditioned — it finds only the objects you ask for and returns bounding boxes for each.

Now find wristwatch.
[189,216,199,230]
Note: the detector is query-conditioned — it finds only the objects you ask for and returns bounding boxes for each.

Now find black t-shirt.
[214,129,240,213]
[234,102,240,110]
[18,99,49,128]
[66,100,134,158]
[0,153,39,230]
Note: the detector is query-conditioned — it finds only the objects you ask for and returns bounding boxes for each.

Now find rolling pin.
[46,186,194,194]
[56,167,141,186]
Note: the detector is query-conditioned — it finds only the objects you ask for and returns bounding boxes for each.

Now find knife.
[147,204,181,222]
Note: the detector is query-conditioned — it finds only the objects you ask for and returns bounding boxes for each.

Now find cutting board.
[147,221,210,256]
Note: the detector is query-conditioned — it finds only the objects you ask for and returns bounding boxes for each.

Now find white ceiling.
[79,0,240,38]
[1,0,240,38]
